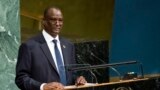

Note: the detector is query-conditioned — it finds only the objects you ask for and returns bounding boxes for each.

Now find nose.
[55,20,61,26]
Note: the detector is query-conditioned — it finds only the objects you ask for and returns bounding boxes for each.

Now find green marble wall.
[0,0,20,90]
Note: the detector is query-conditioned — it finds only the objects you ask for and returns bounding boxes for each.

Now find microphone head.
[123,72,138,80]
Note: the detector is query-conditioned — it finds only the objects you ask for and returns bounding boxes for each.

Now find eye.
[58,18,63,22]
[49,18,57,22]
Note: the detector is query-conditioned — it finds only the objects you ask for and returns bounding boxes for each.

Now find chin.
[52,32,59,36]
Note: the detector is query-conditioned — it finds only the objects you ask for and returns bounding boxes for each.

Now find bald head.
[43,6,62,19]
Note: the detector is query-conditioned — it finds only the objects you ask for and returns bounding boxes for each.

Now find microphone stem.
[88,69,98,84]
[108,66,122,80]
[139,63,144,78]
[70,61,137,71]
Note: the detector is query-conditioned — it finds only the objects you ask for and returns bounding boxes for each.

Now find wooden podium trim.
[64,78,149,90]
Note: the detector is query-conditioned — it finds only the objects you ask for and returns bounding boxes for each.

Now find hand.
[43,82,64,90]
[75,76,87,86]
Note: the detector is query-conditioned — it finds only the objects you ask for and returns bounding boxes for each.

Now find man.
[15,6,87,90]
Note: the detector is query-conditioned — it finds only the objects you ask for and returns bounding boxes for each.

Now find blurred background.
[1,0,160,90]
[20,0,114,42]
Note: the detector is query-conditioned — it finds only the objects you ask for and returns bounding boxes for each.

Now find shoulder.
[20,33,45,48]
[59,37,74,46]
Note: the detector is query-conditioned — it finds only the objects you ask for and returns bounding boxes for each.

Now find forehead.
[46,8,63,18]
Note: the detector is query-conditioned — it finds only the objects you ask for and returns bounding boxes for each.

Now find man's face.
[43,8,63,37]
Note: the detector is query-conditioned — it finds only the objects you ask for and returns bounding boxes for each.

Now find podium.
[64,78,149,90]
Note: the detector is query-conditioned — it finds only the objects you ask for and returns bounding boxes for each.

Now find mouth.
[51,25,62,32]
[51,26,61,30]
[53,27,61,32]
[55,27,61,30]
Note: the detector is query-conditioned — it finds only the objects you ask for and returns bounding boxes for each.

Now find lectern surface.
[64,78,149,90]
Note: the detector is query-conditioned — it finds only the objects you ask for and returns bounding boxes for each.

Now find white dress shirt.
[40,30,65,90]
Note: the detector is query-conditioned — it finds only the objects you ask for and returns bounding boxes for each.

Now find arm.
[15,43,42,90]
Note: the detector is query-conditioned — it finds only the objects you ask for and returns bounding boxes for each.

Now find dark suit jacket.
[15,33,76,90]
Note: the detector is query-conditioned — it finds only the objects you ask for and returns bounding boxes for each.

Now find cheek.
[47,22,53,26]
[60,23,63,26]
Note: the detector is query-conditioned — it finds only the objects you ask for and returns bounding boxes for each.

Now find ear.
[42,19,46,24]
[41,19,47,29]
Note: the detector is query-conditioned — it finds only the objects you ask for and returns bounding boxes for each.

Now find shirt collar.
[42,29,60,43]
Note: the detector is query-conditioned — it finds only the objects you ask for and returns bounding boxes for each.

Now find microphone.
[69,61,137,71]
[90,52,122,80]
[63,64,90,71]
[90,52,106,63]
[64,64,98,83]
[138,62,144,79]
[88,69,98,84]
[69,61,137,81]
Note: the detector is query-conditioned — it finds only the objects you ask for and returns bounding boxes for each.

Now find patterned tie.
[53,40,67,85]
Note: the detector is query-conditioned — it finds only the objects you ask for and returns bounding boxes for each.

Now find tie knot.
[53,39,57,44]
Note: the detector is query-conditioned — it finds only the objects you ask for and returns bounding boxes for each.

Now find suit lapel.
[60,38,73,84]
[38,34,59,74]
[60,39,69,65]
[40,43,58,70]
[38,35,69,77]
